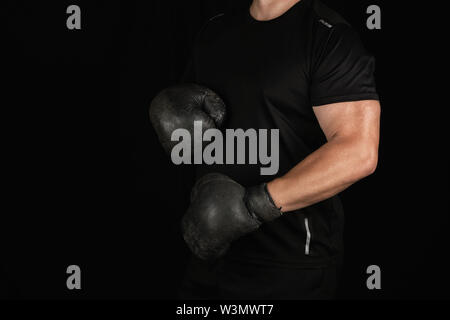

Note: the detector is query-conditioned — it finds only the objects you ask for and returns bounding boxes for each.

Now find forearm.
[267,135,378,212]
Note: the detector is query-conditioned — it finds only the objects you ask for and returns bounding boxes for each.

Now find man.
[151,0,380,299]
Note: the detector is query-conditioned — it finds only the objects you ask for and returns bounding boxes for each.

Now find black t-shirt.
[184,0,378,267]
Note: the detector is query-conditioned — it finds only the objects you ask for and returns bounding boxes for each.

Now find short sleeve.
[310,24,379,106]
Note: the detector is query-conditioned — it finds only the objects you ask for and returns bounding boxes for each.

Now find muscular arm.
[267,100,381,212]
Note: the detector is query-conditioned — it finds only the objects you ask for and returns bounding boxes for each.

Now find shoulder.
[304,0,361,49]
[306,0,350,29]
[204,12,227,30]
[197,8,246,42]
[198,11,230,36]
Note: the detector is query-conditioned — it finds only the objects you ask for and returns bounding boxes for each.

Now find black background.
[2,0,448,299]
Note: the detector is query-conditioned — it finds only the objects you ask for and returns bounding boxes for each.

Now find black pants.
[179,256,339,300]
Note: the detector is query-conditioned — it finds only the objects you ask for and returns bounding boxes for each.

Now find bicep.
[313,100,381,142]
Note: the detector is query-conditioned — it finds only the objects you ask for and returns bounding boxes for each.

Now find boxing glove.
[149,83,226,155]
[182,173,283,260]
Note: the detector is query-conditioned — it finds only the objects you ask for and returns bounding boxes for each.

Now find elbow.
[346,138,378,181]
[356,145,379,179]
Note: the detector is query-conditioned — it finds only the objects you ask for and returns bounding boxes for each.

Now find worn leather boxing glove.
[149,83,227,155]
[182,173,283,260]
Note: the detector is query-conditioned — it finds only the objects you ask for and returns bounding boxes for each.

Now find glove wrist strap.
[244,183,283,223]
